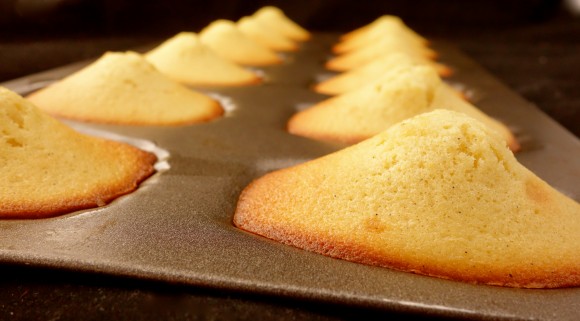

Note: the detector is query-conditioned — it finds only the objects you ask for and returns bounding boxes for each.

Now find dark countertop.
[0,2,579,320]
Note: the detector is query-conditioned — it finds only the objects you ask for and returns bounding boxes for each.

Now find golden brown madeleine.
[237,16,299,52]
[236,109,580,288]
[0,87,157,218]
[334,15,428,54]
[315,52,451,95]
[27,51,223,126]
[146,32,262,86]
[339,15,428,46]
[291,65,518,151]
[326,36,437,72]
[199,19,282,66]
[251,6,310,41]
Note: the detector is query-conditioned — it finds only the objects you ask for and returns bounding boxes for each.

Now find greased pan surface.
[1,33,579,321]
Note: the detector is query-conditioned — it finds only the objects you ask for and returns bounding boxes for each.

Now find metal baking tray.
[1,33,579,321]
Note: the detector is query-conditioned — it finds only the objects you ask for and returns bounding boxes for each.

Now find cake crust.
[200,19,283,66]
[26,51,223,126]
[237,110,580,288]
[1,87,157,218]
[237,16,299,52]
[290,65,519,152]
[252,6,310,41]
[146,32,262,87]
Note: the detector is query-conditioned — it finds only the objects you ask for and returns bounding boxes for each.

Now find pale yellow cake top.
[289,64,518,151]
[199,19,282,66]
[340,15,427,45]
[0,87,156,218]
[252,6,310,41]
[237,109,580,288]
[326,36,437,71]
[237,16,298,52]
[315,52,451,95]
[340,15,405,40]
[27,51,222,126]
[145,32,261,86]
[334,16,428,54]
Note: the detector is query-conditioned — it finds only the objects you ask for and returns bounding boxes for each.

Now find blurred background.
[0,0,579,136]
[0,0,572,38]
